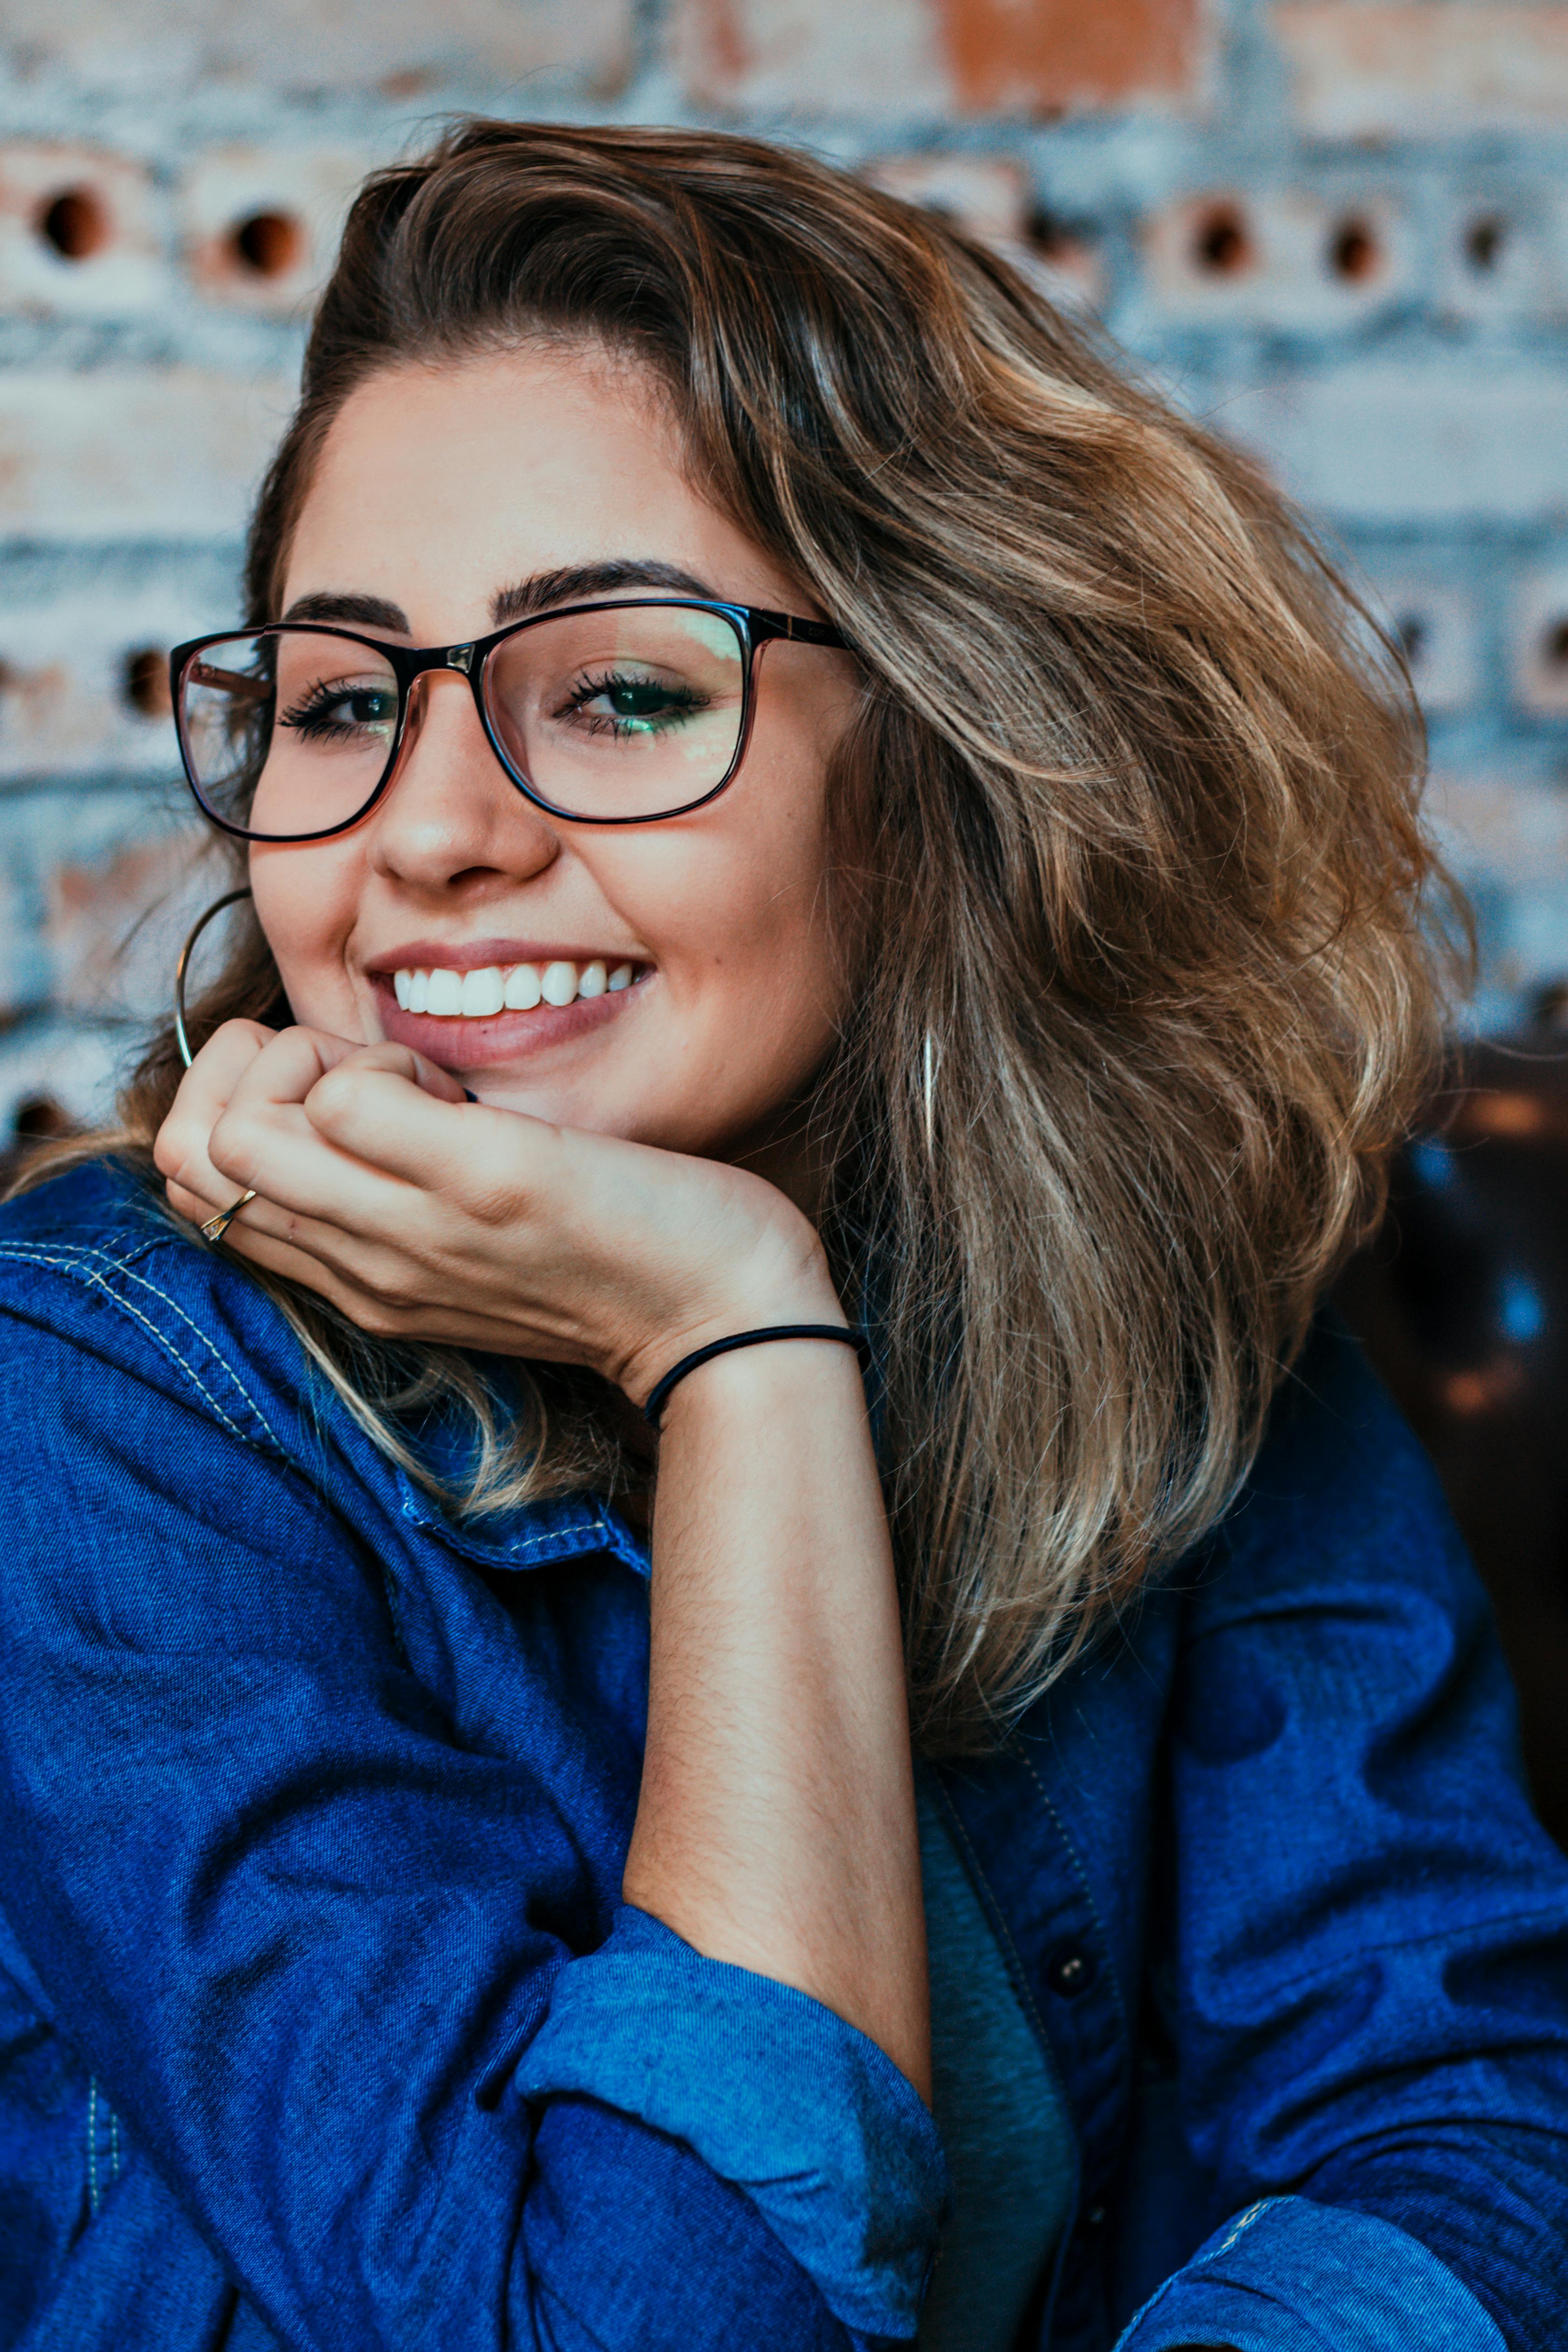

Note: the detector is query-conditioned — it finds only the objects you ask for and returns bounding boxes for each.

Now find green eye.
[606,682,676,723]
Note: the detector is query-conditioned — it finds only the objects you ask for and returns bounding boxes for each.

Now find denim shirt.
[1,1158,1566,2352]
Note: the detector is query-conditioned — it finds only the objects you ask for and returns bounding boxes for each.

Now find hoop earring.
[173,886,252,1070]
[920,1029,941,1157]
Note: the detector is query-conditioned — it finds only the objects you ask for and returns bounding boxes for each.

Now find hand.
[153,1021,845,1405]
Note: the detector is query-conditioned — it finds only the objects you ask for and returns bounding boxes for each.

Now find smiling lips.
[392,958,640,1017]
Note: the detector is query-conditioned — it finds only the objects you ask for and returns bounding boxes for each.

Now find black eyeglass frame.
[169,598,851,843]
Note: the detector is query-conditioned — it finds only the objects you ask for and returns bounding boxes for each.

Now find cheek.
[248,849,363,1027]
[653,802,845,1081]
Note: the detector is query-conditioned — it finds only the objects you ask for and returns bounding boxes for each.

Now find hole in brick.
[1192,204,1250,277]
[1395,614,1426,666]
[36,186,109,262]
[1026,204,1070,259]
[1329,217,1379,282]
[1465,215,1507,274]
[12,1093,75,1142]
[1545,618,1568,669]
[122,648,171,720]
[230,210,304,279]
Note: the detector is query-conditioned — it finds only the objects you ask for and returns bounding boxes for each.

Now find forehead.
[282,348,790,625]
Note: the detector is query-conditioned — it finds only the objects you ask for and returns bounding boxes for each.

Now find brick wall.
[4,0,1568,1134]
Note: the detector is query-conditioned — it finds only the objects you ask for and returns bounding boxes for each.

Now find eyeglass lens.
[179,606,749,837]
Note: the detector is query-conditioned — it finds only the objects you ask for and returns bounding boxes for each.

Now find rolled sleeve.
[516,1905,947,2340]
[1115,2196,1506,2352]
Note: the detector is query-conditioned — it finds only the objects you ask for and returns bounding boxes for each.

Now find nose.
[366,665,562,896]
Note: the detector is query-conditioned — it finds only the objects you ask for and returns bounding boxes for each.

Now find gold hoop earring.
[173,886,252,1071]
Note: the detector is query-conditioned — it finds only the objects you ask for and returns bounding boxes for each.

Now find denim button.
[1046,1945,1095,1997]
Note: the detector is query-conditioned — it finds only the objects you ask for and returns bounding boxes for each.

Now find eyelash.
[278,682,393,740]
[559,670,708,736]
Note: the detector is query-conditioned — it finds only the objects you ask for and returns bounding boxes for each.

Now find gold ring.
[199,1188,258,1243]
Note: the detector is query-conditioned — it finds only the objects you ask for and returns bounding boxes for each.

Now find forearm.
[622,1337,931,2102]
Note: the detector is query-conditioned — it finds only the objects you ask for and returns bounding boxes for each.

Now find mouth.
[369,950,651,1068]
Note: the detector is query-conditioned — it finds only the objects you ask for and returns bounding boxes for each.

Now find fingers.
[154,1019,277,1211]
[301,1060,549,1197]
[201,1042,508,1243]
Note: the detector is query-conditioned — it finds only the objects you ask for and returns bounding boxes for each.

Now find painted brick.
[1366,577,1480,718]
[0,585,215,780]
[671,0,1207,120]
[1510,565,1568,715]
[0,1017,124,1136]
[0,0,634,102]
[1217,363,1568,525]
[1142,186,1410,330]
[1429,769,1568,1016]
[1432,187,1561,326]
[0,143,167,318]
[43,816,213,1026]
[1274,4,1568,139]
[864,154,1105,307]
[182,149,374,315]
[0,370,296,541]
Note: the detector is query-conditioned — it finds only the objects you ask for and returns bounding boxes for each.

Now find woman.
[1,121,1564,2352]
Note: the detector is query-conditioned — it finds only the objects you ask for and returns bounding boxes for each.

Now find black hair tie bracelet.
[644,1324,873,1430]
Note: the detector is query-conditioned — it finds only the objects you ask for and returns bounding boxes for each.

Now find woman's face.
[254,346,859,1168]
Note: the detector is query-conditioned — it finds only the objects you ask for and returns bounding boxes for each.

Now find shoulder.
[0,1154,301,1461]
[1206,1310,1467,1600]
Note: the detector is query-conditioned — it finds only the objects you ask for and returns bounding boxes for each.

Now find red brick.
[935,0,1202,114]
[673,0,1207,119]
[1275,4,1568,138]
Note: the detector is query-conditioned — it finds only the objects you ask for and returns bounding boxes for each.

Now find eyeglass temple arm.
[747,608,849,650]
[186,663,272,698]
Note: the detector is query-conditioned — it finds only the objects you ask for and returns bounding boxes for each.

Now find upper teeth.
[393,959,636,1015]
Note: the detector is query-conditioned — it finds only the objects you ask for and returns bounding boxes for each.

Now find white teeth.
[392,958,641,1014]
[460,966,505,1017]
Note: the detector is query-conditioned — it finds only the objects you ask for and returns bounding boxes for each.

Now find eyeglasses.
[169,599,849,842]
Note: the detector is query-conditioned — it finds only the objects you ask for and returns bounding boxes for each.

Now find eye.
[563,669,706,736]
[280,679,399,742]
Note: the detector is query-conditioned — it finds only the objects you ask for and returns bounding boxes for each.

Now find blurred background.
[5,0,1568,1835]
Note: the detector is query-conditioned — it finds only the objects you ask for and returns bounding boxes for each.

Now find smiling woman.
[1,118,1567,2352]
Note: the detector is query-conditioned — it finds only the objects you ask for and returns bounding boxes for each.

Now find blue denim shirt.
[1,1159,1566,2352]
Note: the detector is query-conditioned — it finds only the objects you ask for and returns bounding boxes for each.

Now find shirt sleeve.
[1139,1320,1568,2352]
[1113,2195,1507,2351]
[0,1282,941,2351]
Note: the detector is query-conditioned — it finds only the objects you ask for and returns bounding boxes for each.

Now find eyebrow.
[280,560,721,639]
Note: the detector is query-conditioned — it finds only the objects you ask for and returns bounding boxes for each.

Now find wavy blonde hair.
[30,122,1461,1748]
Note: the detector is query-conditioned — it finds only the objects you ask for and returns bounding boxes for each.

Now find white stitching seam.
[0,1242,279,1452]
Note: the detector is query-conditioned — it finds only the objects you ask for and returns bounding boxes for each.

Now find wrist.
[643,1321,868,1429]
[651,1320,869,1437]
[615,1258,847,1412]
